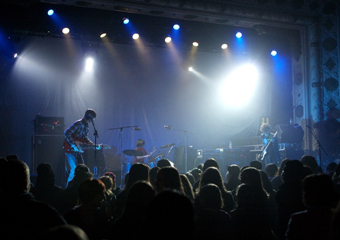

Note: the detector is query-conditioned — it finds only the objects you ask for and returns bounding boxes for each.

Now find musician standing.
[260,123,280,165]
[64,108,97,187]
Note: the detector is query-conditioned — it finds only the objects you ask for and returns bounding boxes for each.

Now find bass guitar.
[260,131,278,162]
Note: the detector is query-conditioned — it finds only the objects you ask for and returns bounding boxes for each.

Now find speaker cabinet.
[31,135,65,188]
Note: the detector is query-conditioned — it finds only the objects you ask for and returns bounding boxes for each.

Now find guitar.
[260,131,278,162]
[64,138,111,154]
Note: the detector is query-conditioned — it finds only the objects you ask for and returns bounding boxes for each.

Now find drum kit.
[121,143,175,175]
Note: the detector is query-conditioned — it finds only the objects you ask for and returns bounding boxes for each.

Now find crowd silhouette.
[1,154,340,240]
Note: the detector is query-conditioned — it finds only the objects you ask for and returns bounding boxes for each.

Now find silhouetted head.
[303,174,337,208]
[282,160,303,183]
[78,179,105,207]
[146,190,195,240]
[156,167,183,194]
[203,158,219,172]
[301,155,319,173]
[157,159,172,168]
[199,167,226,193]
[125,181,155,215]
[265,163,278,179]
[126,163,150,190]
[0,159,30,194]
[250,160,262,170]
[198,183,223,210]
[40,225,89,240]
[190,168,202,182]
[36,163,55,187]
[227,164,241,180]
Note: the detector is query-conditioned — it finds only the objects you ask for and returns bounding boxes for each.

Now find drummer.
[134,139,148,163]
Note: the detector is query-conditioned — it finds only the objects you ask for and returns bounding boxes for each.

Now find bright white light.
[165,37,172,43]
[236,32,242,38]
[271,50,277,56]
[221,44,228,49]
[100,33,107,38]
[188,67,193,71]
[192,42,199,47]
[47,9,54,16]
[123,18,130,24]
[219,64,259,107]
[85,57,94,71]
[13,53,18,58]
[62,28,70,35]
[132,33,139,40]
[173,24,180,30]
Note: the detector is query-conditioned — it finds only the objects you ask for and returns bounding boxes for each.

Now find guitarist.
[64,108,97,187]
[260,123,280,165]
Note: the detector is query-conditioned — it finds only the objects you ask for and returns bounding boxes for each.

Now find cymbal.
[123,149,144,156]
[160,143,175,149]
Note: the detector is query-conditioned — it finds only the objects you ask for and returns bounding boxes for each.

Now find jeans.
[66,153,84,187]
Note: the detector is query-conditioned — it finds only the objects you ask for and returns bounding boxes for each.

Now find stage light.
[192,42,199,47]
[188,67,193,71]
[123,18,130,24]
[13,53,18,58]
[165,36,172,43]
[47,9,54,16]
[132,33,139,40]
[220,64,259,107]
[271,50,277,56]
[100,33,107,38]
[236,32,242,38]
[62,28,70,35]
[173,24,180,30]
[85,57,94,71]
[221,44,228,49]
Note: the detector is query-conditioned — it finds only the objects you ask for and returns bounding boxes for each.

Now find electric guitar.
[260,131,278,161]
[64,138,111,154]
[135,147,157,160]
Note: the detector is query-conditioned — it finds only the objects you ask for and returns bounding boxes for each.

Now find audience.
[0,158,66,239]
[275,160,305,240]
[197,167,234,212]
[64,179,110,240]
[286,174,338,239]
[30,163,63,209]
[194,183,232,240]
[2,153,340,240]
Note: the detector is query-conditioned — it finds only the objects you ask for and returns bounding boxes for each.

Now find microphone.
[164,125,172,129]
[134,127,142,131]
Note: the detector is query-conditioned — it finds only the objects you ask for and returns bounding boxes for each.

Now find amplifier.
[34,115,64,135]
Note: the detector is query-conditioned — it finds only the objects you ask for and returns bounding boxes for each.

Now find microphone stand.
[109,125,139,186]
[306,125,328,169]
[166,126,193,172]
[91,119,99,178]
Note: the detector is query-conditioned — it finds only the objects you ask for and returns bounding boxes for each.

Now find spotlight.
[132,33,139,40]
[188,67,193,71]
[85,57,94,71]
[165,36,172,43]
[47,9,54,16]
[123,18,130,24]
[271,50,277,56]
[62,28,70,35]
[221,44,228,49]
[13,53,18,58]
[192,42,199,47]
[236,32,242,38]
[173,24,180,30]
[100,33,107,38]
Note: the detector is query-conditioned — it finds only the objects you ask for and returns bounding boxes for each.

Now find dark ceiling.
[0,0,308,56]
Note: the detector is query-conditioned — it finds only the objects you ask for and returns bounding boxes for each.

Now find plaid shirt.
[64,118,94,147]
